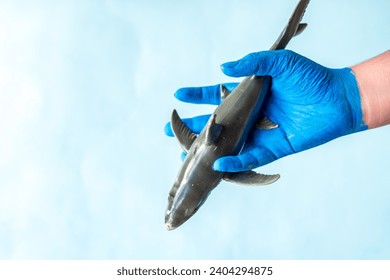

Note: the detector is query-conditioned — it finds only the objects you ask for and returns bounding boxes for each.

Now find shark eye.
[193,198,206,214]
[192,205,201,214]
[184,203,201,217]
[193,205,200,214]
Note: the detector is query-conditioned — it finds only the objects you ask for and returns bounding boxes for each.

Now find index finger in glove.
[174,83,238,105]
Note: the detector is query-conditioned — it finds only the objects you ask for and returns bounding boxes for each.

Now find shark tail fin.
[270,0,310,50]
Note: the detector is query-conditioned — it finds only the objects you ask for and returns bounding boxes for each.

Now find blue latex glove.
[165,50,367,172]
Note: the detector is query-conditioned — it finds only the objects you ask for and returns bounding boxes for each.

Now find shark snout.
[165,220,176,231]
[165,208,177,231]
[165,214,180,231]
[164,206,192,231]
[165,177,213,230]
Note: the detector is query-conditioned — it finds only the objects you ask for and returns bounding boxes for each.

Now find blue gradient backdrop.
[0,0,389,259]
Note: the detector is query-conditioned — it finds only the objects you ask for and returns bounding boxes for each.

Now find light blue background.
[0,0,389,259]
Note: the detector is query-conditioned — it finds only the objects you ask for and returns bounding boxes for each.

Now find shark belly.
[214,75,271,155]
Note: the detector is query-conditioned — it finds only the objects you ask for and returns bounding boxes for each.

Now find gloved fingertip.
[220,61,242,77]
[220,61,238,69]
[164,122,174,137]
[174,88,186,101]
[174,87,205,104]
[213,157,238,172]
[180,152,187,161]
[212,159,225,172]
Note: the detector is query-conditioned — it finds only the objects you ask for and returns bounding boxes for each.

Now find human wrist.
[351,51,390,129]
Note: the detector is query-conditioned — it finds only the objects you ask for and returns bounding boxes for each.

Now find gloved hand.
[165,50,367,172]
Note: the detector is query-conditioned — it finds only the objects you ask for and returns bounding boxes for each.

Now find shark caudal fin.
[224,171,280,185]
[171,109,197,153]
[270,0,310,50]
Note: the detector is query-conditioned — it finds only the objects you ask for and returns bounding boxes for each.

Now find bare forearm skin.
[351,50,390,129]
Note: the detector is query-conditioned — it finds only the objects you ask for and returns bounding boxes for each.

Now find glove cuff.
[337,67,368,134]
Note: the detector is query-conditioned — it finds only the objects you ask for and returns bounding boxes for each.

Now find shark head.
[164,179,212,231]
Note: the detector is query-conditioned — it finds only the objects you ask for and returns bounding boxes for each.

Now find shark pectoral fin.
[294,23,307,36]
[224,171,280,185]
[205,114,223,145]
[220,84,231,101]
[171,109,197,153]
[256,117,279,130]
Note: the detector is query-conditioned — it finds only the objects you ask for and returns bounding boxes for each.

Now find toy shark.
[166,0,310,230]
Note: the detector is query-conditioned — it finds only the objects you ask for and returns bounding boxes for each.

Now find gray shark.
[166,0,310,230]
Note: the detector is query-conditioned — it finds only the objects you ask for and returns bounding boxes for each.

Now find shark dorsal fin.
[171,109,197,153]
[220,84,232,101]
[205,114,223,146]
[294,23,307,36]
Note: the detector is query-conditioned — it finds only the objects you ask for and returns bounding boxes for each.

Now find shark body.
[166,0,310,230]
